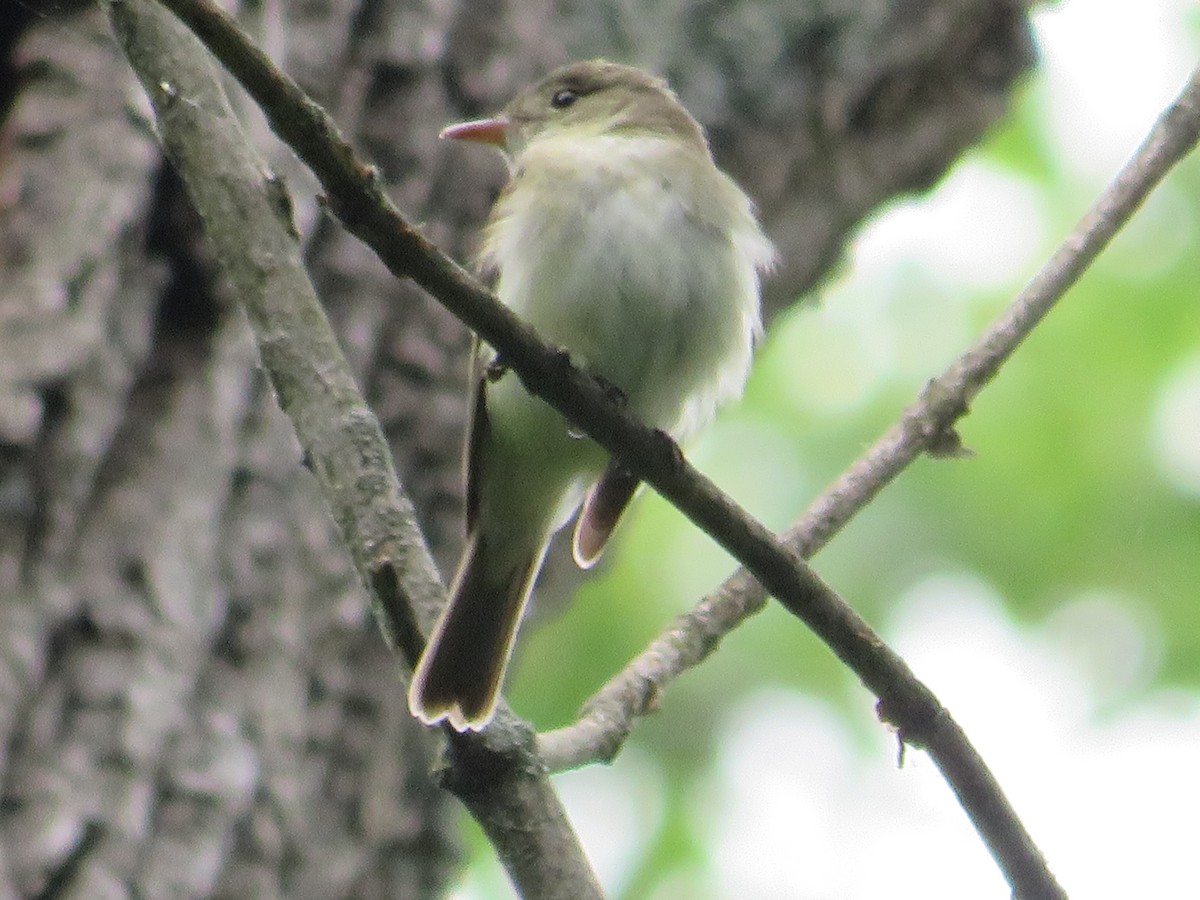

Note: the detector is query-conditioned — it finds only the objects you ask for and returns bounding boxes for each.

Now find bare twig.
[541,59,1200,896]
[136,0,1124,896]
[105,4,603,899]
[541,63,1200,768]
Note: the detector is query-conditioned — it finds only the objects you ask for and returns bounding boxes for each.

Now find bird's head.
[440,60,709,159]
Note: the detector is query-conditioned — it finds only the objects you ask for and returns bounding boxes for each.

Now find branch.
[542,54,1200,892]
[104,3,603,899]
[139,0,1104,897]
[540,59,1200,766]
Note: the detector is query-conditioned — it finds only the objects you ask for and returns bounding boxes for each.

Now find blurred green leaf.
[474,19,1200,897]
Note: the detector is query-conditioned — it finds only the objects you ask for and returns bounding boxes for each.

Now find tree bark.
[0,0,1034,897]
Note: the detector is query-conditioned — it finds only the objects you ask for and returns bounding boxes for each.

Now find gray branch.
[140,0,1081,896]
[104,2,603,898]
[540,60,1200,769]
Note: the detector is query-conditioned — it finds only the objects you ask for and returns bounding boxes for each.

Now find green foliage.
[495,42,1200,900]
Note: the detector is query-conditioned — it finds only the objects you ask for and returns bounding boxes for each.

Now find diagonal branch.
[105,3,603,899]
[539,61,1200,770]
[136,0,1120,896]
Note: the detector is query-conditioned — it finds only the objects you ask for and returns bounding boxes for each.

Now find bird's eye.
[550,88,578,109]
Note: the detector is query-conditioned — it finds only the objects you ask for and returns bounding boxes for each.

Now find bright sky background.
[455,1,1200,896]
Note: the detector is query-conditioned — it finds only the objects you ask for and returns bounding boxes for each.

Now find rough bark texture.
[0,0,1033,897]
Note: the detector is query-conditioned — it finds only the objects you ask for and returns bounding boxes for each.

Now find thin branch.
[105,3,603,899]
[542,57,1200,893]
[139,0,1105,896]
[540,62,1200,768]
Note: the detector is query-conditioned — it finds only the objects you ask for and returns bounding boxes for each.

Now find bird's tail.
[408,531,542,731]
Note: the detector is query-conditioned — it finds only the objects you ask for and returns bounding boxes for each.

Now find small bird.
[408,60,774,731]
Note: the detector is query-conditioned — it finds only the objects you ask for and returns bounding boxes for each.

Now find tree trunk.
[0,0,1033,896]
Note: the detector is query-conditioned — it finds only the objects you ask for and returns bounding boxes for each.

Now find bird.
[408,59,774,731]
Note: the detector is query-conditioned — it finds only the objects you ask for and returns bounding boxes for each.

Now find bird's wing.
[463,335,489,534]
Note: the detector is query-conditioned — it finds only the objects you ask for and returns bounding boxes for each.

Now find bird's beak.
[439,116,510,148]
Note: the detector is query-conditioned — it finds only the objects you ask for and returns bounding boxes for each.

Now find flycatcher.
[409,60,774,731]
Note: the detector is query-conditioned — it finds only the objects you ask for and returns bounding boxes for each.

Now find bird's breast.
[483,135,767,438]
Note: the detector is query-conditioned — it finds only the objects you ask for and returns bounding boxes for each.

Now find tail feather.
[573,464,640,568]
[408,532,541,731]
